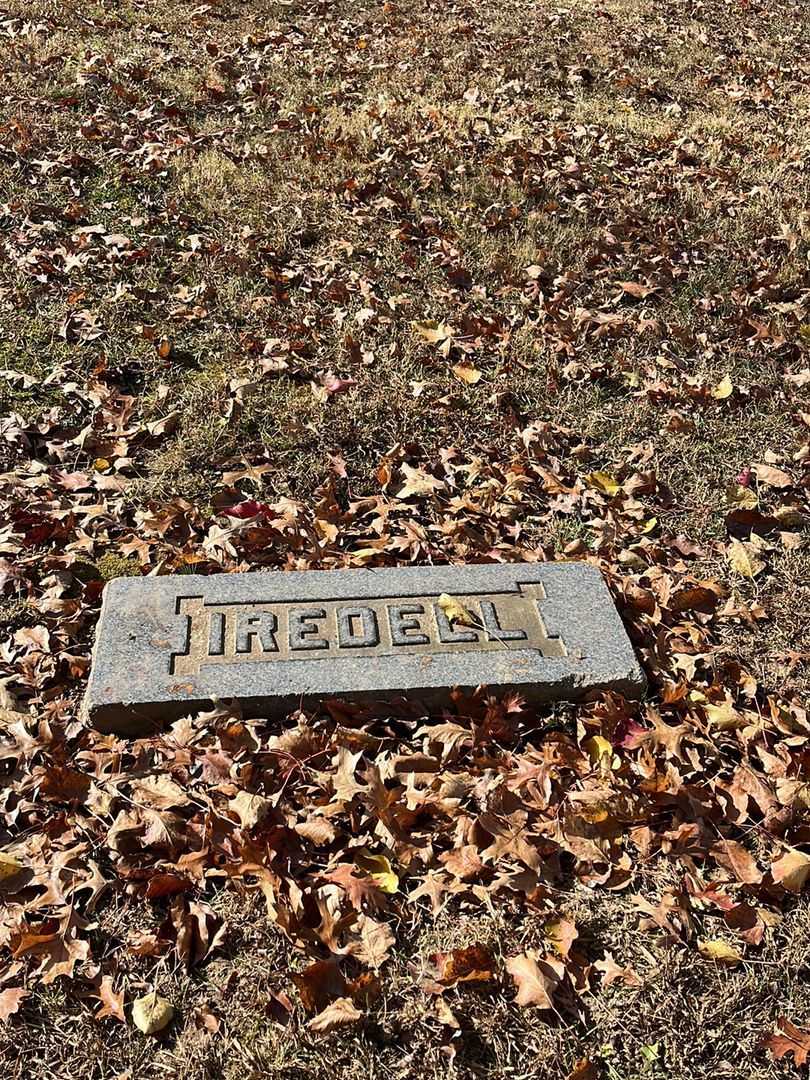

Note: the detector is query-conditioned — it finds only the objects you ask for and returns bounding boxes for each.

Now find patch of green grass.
[95,553,142,581]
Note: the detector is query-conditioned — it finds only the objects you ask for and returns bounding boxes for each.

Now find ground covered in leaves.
[2,0,810,1076]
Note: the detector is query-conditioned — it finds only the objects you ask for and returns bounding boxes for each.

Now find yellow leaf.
[773,506,807,529]
[349,547,383,562]
[355,852,399,894]
[583,735,614,767]
[726,483,758,509]
[437,593,476,627]
[771,848,810,893]
[726,539,764,579]
[413,321,453,344]
[0,853,25,884]
[711,374,733,399]
[452,364,482,385]
[704,698,745,731]
[587,471,621,497]
[132,991,174,1034]
[698,939,742,965]
[93,457,110,471]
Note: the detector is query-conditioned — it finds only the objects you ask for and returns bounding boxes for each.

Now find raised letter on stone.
[289,608,329,651]
[338,606,380,649]
[480,600,528,641]
[236,611,278,654]
[388,603,430,646]
[208,611,225,656]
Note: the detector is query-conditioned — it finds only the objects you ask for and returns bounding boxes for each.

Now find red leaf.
[221,500,273,519]
[144,873,193,900]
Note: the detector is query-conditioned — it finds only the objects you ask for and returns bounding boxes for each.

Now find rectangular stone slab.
[83,562,645,734]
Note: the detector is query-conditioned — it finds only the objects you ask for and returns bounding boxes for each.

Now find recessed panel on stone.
[83,563,645,734]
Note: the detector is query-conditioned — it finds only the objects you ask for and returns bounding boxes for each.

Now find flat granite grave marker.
[83,562,645,734]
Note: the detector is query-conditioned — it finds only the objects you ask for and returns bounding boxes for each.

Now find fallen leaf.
[698,939,742,965]
[544,918,578,958]
[771,848,810,893]
[587,471,621,497]
[429,944,496,988]
[452,363,482,384]
[0,988,28,1023]
[567,1060,600,1080]
[321,373,357,396]
[396,464,446,500]
[354,851,399,893]
[617,280,657,299]
[752,463,792,488]
[294,818,337,846]
[229,790,274,829]
[437,593,476,627]
[132,991,174,1034]
[726,539,764,579]
[711,374,734,399]
[96,975,126,1023]
[131,774,191,810]
[506,953,564,1009]
[413,321,454,346]
[346,915,395,969]
[307,996,362,1033]
[760,1018,810,1066]
[0,853,26,887]
[293,959,347,1013]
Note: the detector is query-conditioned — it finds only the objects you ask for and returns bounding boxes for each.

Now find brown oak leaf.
[506,953,564,1009]
[760,1018,810,1066]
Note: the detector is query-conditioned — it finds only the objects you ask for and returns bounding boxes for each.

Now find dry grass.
[6,884,810,1079]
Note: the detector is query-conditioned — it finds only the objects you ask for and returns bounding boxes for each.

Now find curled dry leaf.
[752,463,792,488]
[697,939,742,966]
[353,851,399,894]
[0,853,27,888]
[307,996,363,1033]
[428,944,496,988]
[544,917,578,958]
[567,1060,600,1080]
[451,363,482,385]
[293,959,348,1014]
[710,374,733,399]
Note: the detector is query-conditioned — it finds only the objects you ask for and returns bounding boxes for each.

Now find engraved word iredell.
[171,582,565,677]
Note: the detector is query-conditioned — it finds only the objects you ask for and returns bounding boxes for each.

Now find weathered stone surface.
[83,562,645,734]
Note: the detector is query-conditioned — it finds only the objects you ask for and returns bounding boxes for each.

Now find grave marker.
[84,562,645,734]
